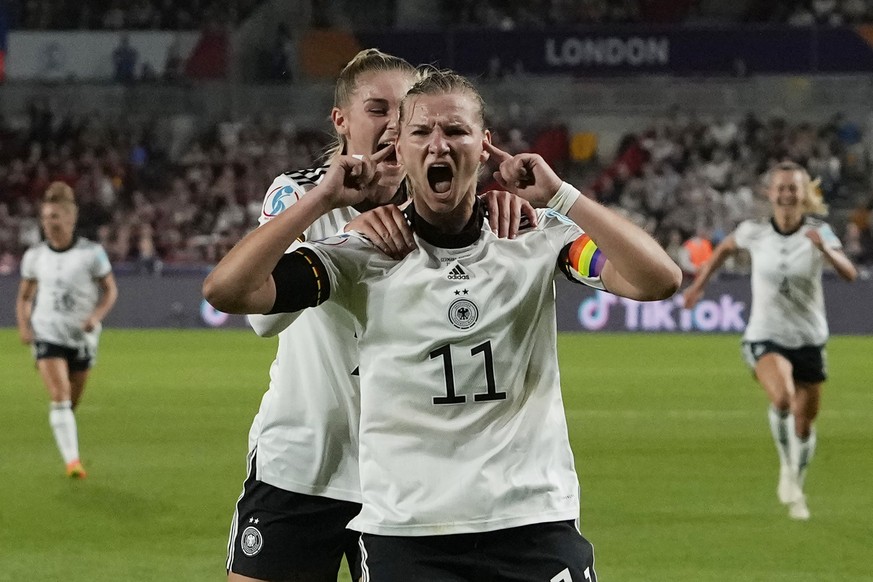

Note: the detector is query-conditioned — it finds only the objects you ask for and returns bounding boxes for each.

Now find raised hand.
[484,141,562,207]
[320,146,394,209]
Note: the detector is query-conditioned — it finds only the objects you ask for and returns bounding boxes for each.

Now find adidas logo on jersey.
[447,265,470,280]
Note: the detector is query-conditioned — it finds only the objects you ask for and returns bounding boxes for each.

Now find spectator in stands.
[680,226,713,275]
[111,34,139,84]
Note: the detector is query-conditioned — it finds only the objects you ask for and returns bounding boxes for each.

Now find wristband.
[546,182,581,215]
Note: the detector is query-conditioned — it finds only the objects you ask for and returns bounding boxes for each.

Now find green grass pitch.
[1,329,871,581]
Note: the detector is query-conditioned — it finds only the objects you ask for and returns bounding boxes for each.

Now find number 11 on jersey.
[430,341,507,405]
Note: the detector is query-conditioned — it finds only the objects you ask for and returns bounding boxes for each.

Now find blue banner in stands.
[358,26,873,75]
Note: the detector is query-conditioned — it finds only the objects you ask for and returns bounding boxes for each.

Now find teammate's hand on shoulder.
[484,142,562,208]
[345,205,415,259]
[479,190,538,239]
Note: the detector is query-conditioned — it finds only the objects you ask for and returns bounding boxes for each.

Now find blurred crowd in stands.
[744,0,873,25]
[1,101,871,276]
[3,0,873,275]
[582,107,873,275]
[9,0,873,31]
[6,0,260,30]
[438,0,873,28]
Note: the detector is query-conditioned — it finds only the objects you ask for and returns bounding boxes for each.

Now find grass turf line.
[0,329,870,581]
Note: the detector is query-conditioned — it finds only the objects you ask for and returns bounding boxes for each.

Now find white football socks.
[49,400,80,464]
[767,405,791,468]
[789,427,817,491]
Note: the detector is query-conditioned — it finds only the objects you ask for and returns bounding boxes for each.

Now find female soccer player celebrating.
[684,161,857,520]
[224,50,534,582]
[205,70,680,579]
[16,182,118,479]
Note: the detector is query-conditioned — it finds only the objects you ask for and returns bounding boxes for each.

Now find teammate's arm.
[204,150,389,314]
[805,229,858,282]
[83,273,119,332]
[16,279,37,345]
[682,235,738,309]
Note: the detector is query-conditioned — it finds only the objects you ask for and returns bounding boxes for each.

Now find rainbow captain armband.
[559,234,606,287]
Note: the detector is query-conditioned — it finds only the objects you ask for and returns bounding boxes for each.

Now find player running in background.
[224,51,535,582]
[683,161,858,520]
[205,70,681,580]
[16,181,118,479]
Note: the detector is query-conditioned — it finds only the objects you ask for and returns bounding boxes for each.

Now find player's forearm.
[822,248,858,281]
[15,299,32,333]
[565,194,681,300]
[689,240,734,292]
[91,285,118,323]
[204,192,332,313]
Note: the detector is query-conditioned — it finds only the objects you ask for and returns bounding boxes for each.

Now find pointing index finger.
[370,144,395,164]
[483,141,512,163]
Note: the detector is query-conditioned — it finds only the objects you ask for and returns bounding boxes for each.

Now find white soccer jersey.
[733,216,842,347]
[246,166,365,501]
[303,207,604,536]
[20,237,112,352]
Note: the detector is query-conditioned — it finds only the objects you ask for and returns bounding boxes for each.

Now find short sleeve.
[20,248,37,279]
[817,222,843,250]
[301,233,381,309]
[539,209,584,252]
[259,174,310,226]
[732,220,755,250]
[558,234,607,290]
[538,210,606,290]
[91,245,112,278]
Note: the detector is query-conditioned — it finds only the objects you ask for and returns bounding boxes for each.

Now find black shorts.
[226,451,363,581]
[742,340,827,383]
[360,520,597,582]
[32,341,92,372]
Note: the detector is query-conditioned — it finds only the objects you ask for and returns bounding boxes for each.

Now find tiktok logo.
[577,290,747,332]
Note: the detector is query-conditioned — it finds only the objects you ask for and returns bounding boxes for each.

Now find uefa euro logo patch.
[241,526,263,556]
[262,185,299,218]
[448,298,478,330]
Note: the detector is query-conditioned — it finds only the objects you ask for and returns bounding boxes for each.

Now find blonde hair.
[399,68,486,128]
[763,161,828,216]
[43,181,77,212]
[324,48,418,161]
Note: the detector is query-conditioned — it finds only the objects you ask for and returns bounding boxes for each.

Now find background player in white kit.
[205,70,681,580]
[16,181,118,479]
[683,161,857,520]
[225,51,535,582]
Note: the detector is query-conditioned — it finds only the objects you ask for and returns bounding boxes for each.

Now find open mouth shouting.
[427,163,454,194]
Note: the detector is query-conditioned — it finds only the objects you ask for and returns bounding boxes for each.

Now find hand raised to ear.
[484,142,562,207]
[321,145,395,209]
